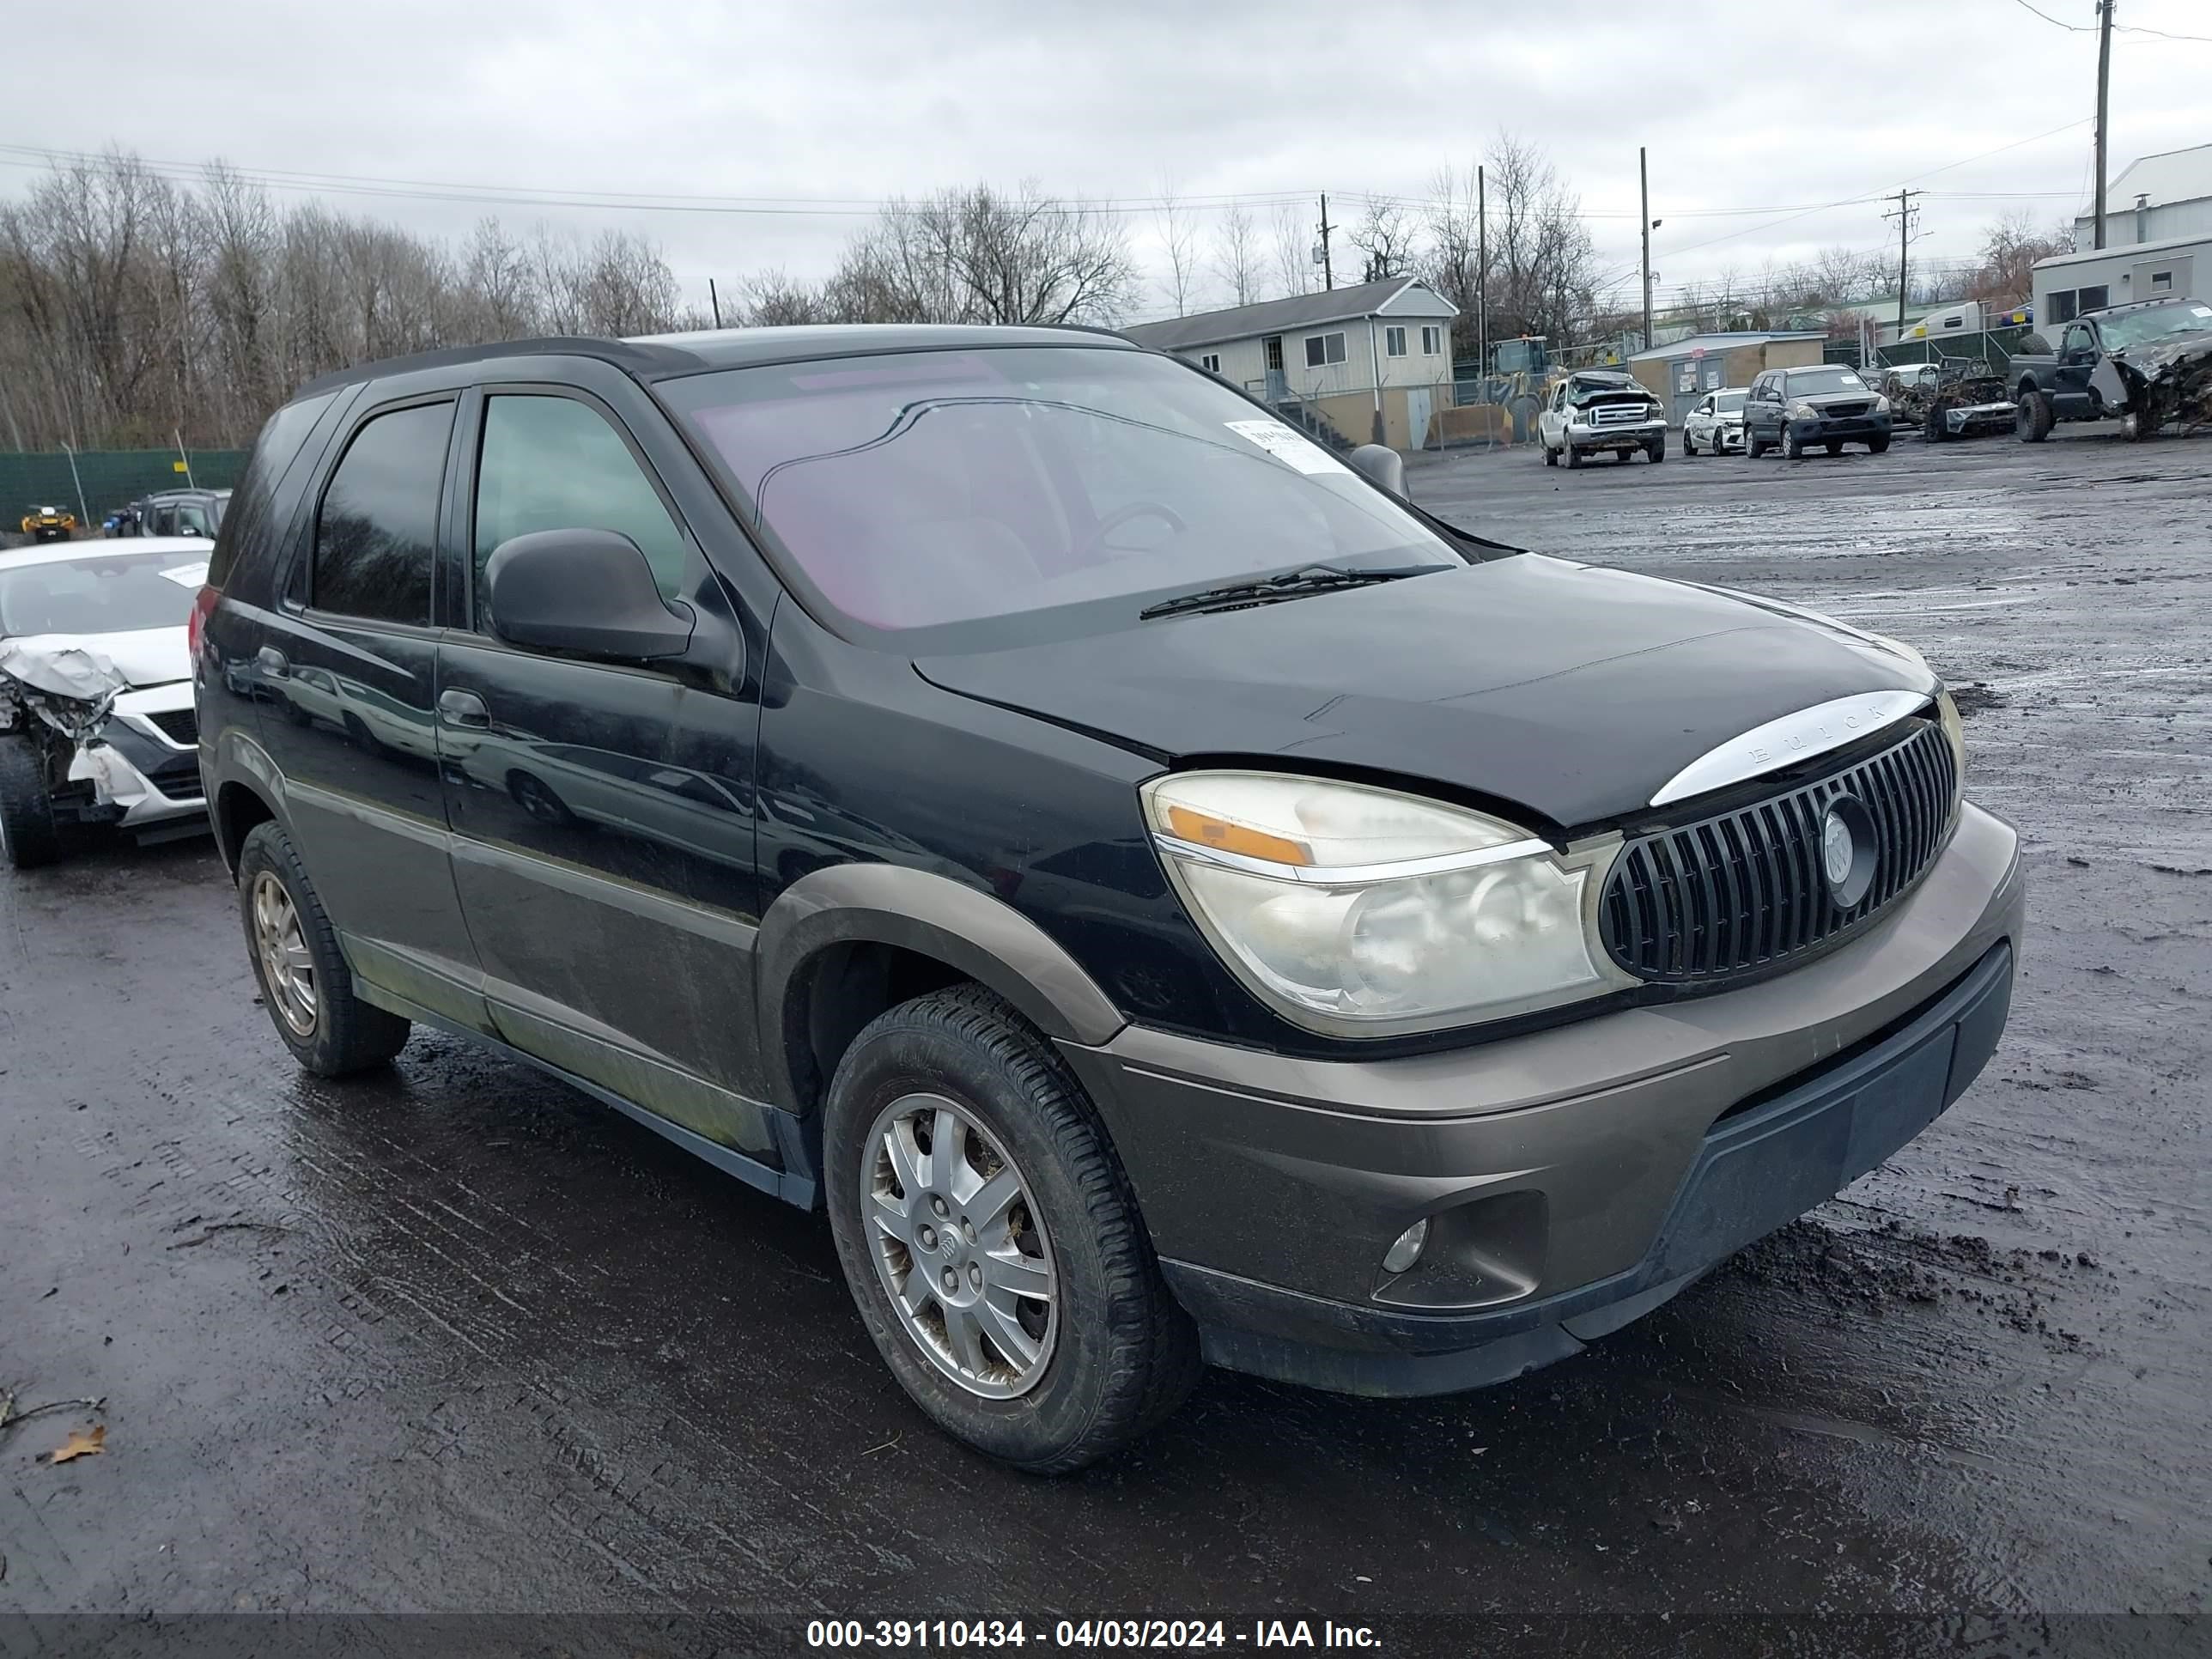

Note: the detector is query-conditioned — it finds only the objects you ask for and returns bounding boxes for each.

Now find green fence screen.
[3,448,252,529]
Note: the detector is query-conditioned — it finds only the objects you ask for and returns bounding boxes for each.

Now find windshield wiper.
[1139,562,1442,621]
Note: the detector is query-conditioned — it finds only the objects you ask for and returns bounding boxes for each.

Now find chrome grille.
[1601,721,1956,983]
[1590,404,1650,425]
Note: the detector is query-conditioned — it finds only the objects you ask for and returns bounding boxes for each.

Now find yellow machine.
[20,505,76,543]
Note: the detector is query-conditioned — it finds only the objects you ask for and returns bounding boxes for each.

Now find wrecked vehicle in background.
[0,539,211,868]
[2011,298,2212,441]
[1538,369,1669,467]
[1884,359,2015,443]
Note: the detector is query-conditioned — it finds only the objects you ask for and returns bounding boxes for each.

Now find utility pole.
[1476,165,1487,380]
[708,277,723,329]
[2093,0,2114,248]
[1639,147,1653,353]
[1318,192,1335,291]
[1884,189,1923,333]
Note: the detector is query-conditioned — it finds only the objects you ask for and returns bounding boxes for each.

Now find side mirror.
[1347,443,1406,498]
[484,528,694,662]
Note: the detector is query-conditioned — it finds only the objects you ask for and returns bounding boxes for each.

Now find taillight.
[188,584,221,662]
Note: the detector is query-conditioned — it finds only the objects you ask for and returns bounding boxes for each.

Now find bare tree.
[1473,131,1601,347]
[1965,210,2073,305]
[1212,203,1262,307]
[1269,200,1314,298]
[1152,179,1200,316]
[1349,197,1417,284]
[1417,162,1481,356]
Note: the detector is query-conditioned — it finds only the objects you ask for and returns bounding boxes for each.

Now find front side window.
[1304,331,1347,368]
[661,346,1460,647]
[313,402,453,626]
[1384,326,1407,357]
[473,394,689,609]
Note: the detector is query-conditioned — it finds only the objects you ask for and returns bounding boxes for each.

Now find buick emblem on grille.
[1822,809,1855,885]
[1822,796,1879,908]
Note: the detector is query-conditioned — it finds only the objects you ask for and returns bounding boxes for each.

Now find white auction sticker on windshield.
[160,561,210,588]
[1224,418,1351,475]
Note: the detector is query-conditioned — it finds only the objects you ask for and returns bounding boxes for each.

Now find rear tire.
[236,821,410,1077]
[2016,388,2053,443]
[0,736,64,870]
[823,984,1200,1474]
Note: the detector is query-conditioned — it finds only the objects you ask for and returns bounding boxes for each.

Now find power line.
[2002,0,2212,40]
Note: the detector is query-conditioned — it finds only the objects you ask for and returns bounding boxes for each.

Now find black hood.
[915,555,1936,830]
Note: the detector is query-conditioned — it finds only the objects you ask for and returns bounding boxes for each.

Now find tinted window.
[473,395,688,606]
[662,347,1458,646]
[313,402,453,626]
[210,392,337,586]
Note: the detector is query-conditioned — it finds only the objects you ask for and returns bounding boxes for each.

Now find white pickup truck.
[1538,370,1669,468]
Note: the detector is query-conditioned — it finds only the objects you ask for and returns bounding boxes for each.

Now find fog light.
[1381,1218,1430,1276]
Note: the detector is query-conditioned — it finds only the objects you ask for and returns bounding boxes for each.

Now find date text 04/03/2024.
[804,1619,1382,1649]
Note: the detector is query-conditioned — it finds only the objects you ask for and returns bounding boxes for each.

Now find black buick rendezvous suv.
[193,325,2023,1471]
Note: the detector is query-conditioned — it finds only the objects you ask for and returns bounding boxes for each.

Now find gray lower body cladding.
[1058,802,2023,1395]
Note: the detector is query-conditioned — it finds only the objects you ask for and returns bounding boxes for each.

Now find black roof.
[291,322,1137,402]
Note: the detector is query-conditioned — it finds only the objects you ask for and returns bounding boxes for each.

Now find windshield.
[1714,392,1746,413]
[661,347,1458,646]
[0,549,207,636]
[2100,301,2212,349]
[1785,367,1869,395]
[1565,376,1644,404]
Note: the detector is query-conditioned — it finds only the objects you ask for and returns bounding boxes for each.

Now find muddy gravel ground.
[3,427,2206,1656]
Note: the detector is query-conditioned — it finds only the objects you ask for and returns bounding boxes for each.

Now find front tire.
[823,985,1200,1474]
[1867,434,1891,454]
[236,821,410,1077]
[1542,441,1557,467]
[1565,444,1583,469]
[1784,429,1806,460]
[0,736,64,869]
[1647,434,1666,463]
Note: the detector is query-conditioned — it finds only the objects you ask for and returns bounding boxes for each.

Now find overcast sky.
[12,0,2211,322]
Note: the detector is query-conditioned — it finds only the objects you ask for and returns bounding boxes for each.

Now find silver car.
[1682,388,1748,455]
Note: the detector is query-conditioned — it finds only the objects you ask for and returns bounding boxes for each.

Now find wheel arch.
[757,864,1127,1119]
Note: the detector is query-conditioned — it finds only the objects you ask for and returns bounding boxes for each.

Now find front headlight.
[1937,689,1966,796]
[1790,400,1818,419]
[1873,394,1892,415]
[1142,771,1637,1035]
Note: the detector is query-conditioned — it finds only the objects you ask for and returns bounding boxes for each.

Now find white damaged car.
[0,538,213,867]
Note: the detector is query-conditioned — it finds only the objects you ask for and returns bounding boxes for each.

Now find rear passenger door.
[255,392,489,1031]
[436,379,776,1159]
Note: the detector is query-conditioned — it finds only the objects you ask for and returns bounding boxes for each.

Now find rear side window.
[208,392,337,587]
[472,394,688,607]
[313,401,454,627]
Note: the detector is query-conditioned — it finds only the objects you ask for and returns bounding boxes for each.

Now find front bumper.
[1060,801,2022,1395]
[1565,417,1667,451]
[1939,400,2017,434]
[1786,413,1893,443]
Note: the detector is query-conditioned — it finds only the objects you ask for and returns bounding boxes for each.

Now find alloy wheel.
[250,871,318,1037]
[864,1091,1057,1399]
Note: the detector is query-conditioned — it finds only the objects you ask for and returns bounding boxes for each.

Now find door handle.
[256,646,289,678]
[438,689,489,729]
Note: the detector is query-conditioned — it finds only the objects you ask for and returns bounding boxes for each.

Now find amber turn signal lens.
[1163,804,1312,866]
